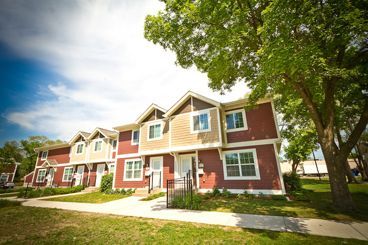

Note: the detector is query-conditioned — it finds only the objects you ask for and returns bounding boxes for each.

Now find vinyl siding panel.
[139,120,169,152]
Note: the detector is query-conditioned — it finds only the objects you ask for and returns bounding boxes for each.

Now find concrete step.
[82,187,99,193]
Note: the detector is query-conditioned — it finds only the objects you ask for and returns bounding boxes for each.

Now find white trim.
[68,131,89,145]
[198,188,283,195]
[36,168,47,183]
[224,138,280,148]
[135,104,167,124]
[131,129,140,145]
[147,121,163,141]
[273,143,286,194]
[222,148,261,180]
[123,158,143,181]
[0,173,9,182]
[175,154,195,179]
[11,163,18,182]
[41,151,48,160]
[164,91,221,117]
[190,109,211,134]
[116,153,141,159]
[75,165,85,186]
[271,101,281,139]
[62,167,74,182]
[217,108,223,144]
[93,140,103,152]
[195,150,199,189]
[225,109,248,132]
[150,156,163,188]
[139,142,223,156]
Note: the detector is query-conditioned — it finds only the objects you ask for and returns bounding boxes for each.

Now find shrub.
[171,193,201,210]
[212,187,221,197]
[100,173,113,193]
[221,188,232,198]
[271,195,287,201]
[283,172,302,193]
[18,185,84,198]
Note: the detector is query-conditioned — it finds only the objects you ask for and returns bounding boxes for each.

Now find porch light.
[198,161,204,169]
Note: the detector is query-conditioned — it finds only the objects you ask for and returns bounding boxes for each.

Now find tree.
[0,141,23,178]
[145,0,368,211]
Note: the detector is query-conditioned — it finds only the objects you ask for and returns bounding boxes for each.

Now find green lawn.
[0,192,19,198]
[45,192,130,203]
[0,206,365,244]
[141,192,165,201]
[199,178,368,222]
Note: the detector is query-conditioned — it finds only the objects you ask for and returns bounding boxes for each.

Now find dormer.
[69,131,91,163]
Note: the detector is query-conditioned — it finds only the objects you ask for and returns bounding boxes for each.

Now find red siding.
[24,172,34,183]
[117,131,138,155]
[226,102,278,143]
[198,145,281,190]
[37,147,71,166]
[114,158,146,189]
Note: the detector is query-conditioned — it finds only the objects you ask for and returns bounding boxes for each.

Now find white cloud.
[1,0,249,140]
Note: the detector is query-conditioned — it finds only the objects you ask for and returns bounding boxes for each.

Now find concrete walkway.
[21,196,368,241]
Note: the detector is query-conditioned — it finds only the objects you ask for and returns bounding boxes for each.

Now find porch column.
[195,150,199,189]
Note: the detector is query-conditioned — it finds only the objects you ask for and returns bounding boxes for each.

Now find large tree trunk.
[321,143,356,211]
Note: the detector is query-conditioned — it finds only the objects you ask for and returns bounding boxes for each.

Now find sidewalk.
[22,196,368,241]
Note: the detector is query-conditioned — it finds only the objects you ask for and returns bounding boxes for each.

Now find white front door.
[47,169,54,187]
[74,165,85,186]
[95,164,105,187]
[176,155,193,179]
[150,157,163,188]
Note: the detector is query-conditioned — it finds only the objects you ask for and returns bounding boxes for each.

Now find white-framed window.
[36,169,47,183]
[124,159,143,181]
[76,143,84,154]
[148,122,162,140]
[94,140,103,152]
[191,110,211,133]
[226,109,247,132]
[112,140,117,151]
[0,174,9,183]
[131,130,140,145]
[62,167,74,182]
[109,164,115,174]
[222,149,260,180]
[41,151,48,160]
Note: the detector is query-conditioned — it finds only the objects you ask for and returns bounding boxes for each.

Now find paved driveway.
[22,196,368,241]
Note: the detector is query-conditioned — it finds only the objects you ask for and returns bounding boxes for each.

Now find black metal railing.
[166,172,193,209]
[148,171,162,194]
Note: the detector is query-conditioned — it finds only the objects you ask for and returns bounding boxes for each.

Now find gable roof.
[163,91,221,117]
[34,142,70,152]
[87,127,117,140]
[68,131,91,145]
[113,123,139,131]
[135,103,167,124]
[41,159,58,168]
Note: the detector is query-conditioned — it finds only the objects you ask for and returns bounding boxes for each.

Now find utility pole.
[312,151,321,181]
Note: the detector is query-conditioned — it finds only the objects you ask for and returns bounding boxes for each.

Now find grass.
[199,178,368,222]
[45,191,131,203]
[141,192,165,201]
[0,199,21,208]
[0,206,365,244]
[0,192,19,198]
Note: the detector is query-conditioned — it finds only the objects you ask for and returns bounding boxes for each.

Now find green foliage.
[221,187,232,198]
[103,188,135,195]
[283,173,302,193]
[211,187,221,197]
[141,192,165,201]
[171,193,201,210]
[290,189,311,202]
[271,195,287,201]
[0,200,21,208]
[18,186,84,198]
[100,173,113,193]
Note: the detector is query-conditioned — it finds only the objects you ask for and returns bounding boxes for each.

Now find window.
[124,159,143,181]
[41,151,48,160]
[109,164,115,174]
[36,169,46,183]
[0,174,8,183]
[94,140,103,152]
[76,143,84,154]
[226,109,247,132]
[112,140,117,150]
[223,149,260,180]
[131,130,140,145]
[191,111,211,133]
[62,167,74,182]
[148,123,162,140]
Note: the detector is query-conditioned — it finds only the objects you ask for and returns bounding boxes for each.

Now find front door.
[150,157,163,188]
[74,165,85,186]
[95,164,105,187]
[177,155,194,179]
[47,168,54,187]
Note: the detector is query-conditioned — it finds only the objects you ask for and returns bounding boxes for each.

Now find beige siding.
[89,139,111,161]
[69,143,86,163]
[171,108,220,147]
[139,120,169,152]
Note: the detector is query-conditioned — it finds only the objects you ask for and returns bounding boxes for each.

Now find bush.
[212,187,221,197]
[271,195,287,201]
[100,173,113,193]
[283,172,302,193]
[18,185,84,198]
[221,188,232,198]
[171,193,201,210]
